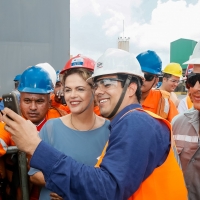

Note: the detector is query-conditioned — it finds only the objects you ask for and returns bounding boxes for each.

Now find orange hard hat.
[183,64,193,80]
[185,64,193,76]
[60,54,95,74]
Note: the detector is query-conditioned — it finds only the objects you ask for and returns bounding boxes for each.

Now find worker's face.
[64,73,93,114]
[94,75,123,118]
[54,81,63,103]
[163,75,180,92]
[188,65,200,110]
[141,72,157,93]
[20,93,50,125]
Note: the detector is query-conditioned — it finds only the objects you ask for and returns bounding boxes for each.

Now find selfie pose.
[28,55,110,200]
[1,49,187,200]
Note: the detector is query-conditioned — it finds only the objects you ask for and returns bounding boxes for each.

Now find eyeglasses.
[144,73,155,82]
[167,78,180,84]
[93,78,124,91]
[186,73,200,89]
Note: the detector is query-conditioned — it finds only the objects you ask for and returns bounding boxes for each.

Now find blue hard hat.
[0,100,4,110]
[136,50,162,75]
[56,70,61,82]
[18,66,54,94]
[156,82,162,88]
[13,74,21,81]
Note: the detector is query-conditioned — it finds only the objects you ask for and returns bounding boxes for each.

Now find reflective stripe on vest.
[174,134,198,143]
[156,89,170,119]
[0,138,8,152]
[95,108,188,200]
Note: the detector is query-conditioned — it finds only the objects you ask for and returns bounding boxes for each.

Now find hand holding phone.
[2,92,21,118]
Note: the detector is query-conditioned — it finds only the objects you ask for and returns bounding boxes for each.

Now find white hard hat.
[36,62,57,86]
[183,41,200,65]
[87,48,144,83]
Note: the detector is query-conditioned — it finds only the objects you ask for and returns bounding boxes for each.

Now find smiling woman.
[28,55,110,200]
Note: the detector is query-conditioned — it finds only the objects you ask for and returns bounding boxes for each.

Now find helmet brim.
[86,72,144,84]
[18,87,53,94]
[183,58,200,65]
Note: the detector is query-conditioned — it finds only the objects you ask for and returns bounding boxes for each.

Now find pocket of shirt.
[176,146,183,155]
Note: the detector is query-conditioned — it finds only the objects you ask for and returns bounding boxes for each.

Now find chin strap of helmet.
[143,76,157,94]
[107,75,132,119]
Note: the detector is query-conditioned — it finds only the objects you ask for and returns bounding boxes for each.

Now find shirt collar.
[110,103,142,129]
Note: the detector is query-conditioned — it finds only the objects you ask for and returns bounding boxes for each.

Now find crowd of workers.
[0,40,200,200]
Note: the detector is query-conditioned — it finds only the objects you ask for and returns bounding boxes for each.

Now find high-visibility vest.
[156,89,170,119]
[142,89,178,122]
[186,95,193,109]
[96,108,188,200]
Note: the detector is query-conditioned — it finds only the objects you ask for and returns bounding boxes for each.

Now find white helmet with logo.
[87,48,144,83]
[36,62,57,87]
[183,41,200,64]
[87,48,144,119]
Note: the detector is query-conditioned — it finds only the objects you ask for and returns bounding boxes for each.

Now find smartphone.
[2,92,21,117]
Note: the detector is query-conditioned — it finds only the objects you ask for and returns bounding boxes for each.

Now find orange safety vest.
[0,108,64,200]
[142,89,178,122]
[96,108,188,200]
[186,95,193,109]
[50,94,71,114]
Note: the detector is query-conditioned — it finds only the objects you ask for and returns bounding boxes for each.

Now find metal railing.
[6,146,29,200]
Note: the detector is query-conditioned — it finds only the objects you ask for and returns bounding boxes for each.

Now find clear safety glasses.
[167,78,180,84]
[186,72,200,89]
[93,78,124,91]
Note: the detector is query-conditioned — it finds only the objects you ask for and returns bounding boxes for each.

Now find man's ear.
[162,77,168,83]
[128,82,137,97]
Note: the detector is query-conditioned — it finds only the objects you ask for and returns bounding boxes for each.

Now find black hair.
[117,74,142,103]
[163,73,172,79]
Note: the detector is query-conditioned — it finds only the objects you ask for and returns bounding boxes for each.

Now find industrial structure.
[170,38,197,74]
[0,0,70,96]
[118,36,130,52]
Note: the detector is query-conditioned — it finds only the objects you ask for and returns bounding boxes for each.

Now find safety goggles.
[186,72,200,89]
[144,73,156,82]
[167,78,180,84]
[93,78,124,91]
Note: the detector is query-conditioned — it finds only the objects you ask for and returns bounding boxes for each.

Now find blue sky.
[70,0,200,67]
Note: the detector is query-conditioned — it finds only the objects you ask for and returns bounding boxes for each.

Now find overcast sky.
[70,0,200,68]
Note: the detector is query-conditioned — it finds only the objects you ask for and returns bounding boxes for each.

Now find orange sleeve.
[46,109,62,120]
[167,100,179,122]
[94,106,101,116]
[0,122,15,156]
[50,94,71,114]
[186,95,193,109]
[59,105,71,114]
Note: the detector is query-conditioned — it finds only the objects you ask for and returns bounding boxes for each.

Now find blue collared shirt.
[31,103,170,200]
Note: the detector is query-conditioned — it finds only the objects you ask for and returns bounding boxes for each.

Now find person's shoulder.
[147,89,170,101]
[45,117,61,126]
[170,92,178,99]
[95,115,110,130]
[118,109,169,137]
[148,89,162,97]
[121,108,157,124]
[103,118,110,127]
[47,108,63,119]
[172,108,194,124]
